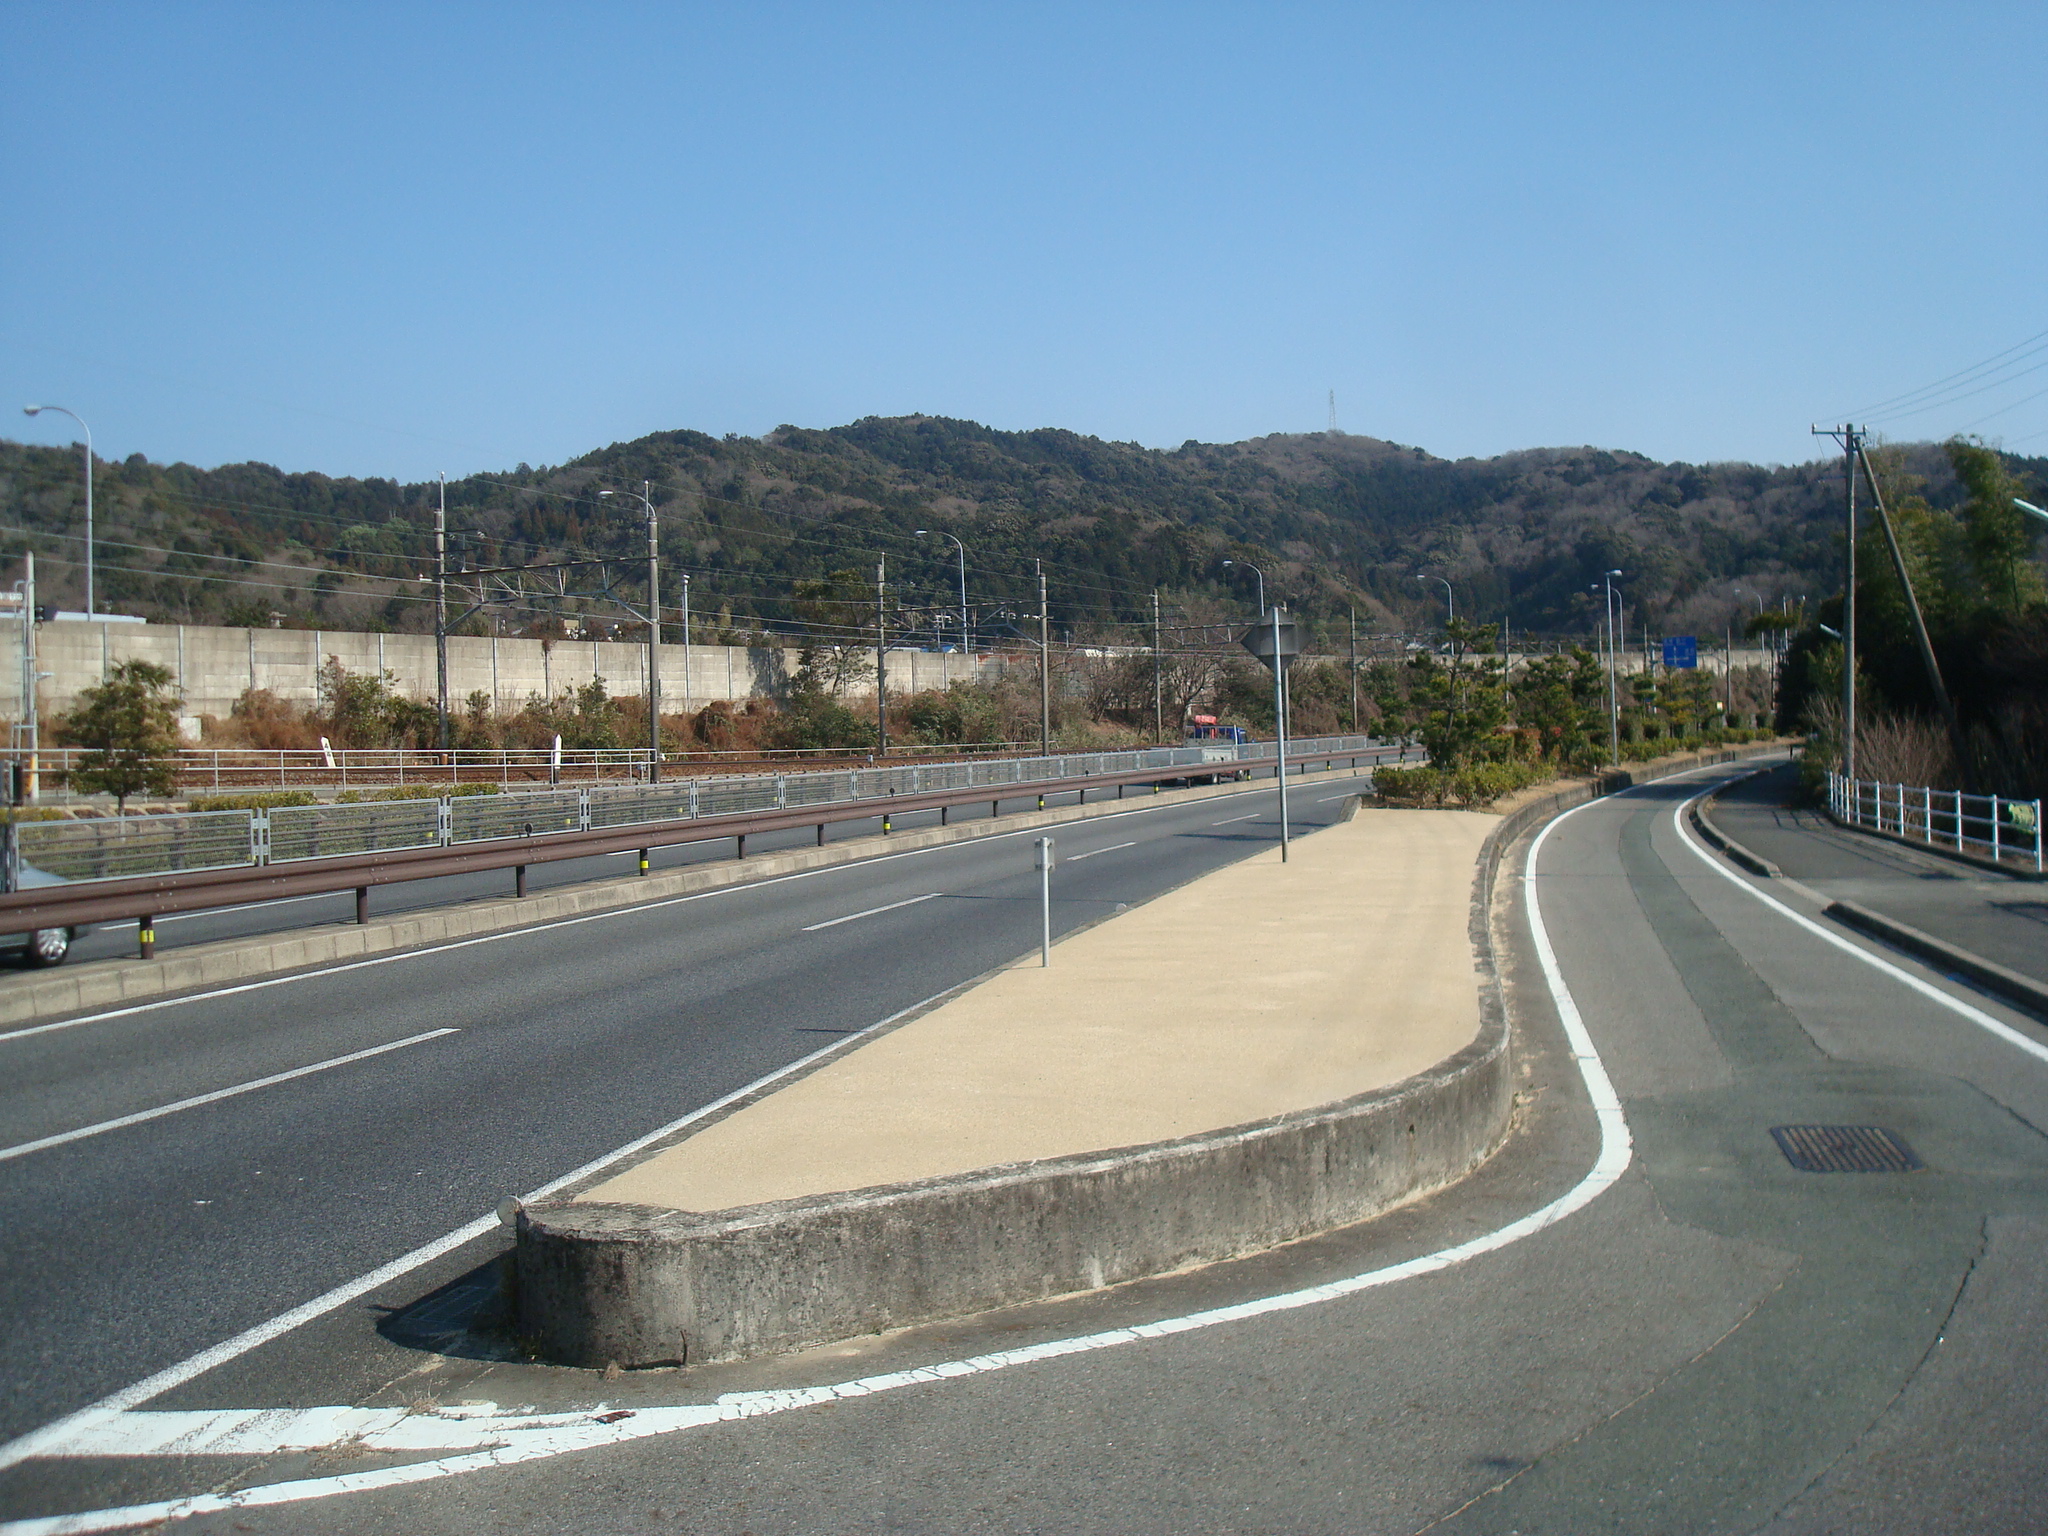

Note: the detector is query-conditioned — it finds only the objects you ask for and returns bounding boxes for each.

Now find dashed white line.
[1065,842,1137,862]
[0,1029,461,1165]
[1210,812,1260,826]
[799,892,944,931]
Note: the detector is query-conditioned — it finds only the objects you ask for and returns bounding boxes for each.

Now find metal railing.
[1828,771,2043,873]
[0,741,1062,792]
[9,735,1381,889]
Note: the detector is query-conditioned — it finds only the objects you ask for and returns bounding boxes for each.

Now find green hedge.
[334,782,501,803]
[1373,760,1554,808]
[184,790,320,812]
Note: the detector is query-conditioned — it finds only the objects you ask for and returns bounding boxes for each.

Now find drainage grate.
[1770,1125,1924,1173]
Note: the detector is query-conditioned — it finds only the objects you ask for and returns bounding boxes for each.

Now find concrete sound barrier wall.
[0,621,1006,722]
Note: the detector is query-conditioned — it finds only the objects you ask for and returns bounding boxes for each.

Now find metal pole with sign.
[1239,612,1302,863]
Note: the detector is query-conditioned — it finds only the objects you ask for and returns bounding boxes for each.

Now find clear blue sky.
[6,2,2045,482]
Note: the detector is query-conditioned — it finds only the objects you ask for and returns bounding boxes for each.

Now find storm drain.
[1770,1125,1924,1173]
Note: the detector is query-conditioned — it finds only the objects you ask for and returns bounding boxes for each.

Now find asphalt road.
[7,758,2048,1533]
[0,768,1377,1457]
[1712,762,2048,987]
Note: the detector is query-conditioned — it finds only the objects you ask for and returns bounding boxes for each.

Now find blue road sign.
[1663,635,1698,669]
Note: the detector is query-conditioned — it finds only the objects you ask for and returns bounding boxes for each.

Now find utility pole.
[1856,441,1969,781]
[1348,607,1358,732]
[21,552,38,801]
[435,475,449,751]
[1152,589,1163,743]
[1813,424,1861,782]
[1037,560,1051,756]
[876,556,888,755]
[643,480,660,783]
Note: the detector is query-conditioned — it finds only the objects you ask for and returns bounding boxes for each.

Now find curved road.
[4,759,2046,1532]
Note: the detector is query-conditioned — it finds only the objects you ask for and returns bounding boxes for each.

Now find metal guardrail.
[1828,771,2043,873]
[0,738,1394,951]
[6,735,1383,894]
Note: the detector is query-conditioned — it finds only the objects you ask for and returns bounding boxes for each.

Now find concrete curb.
[0,773,1332,1029]
[1688,784,1784,878]
[513,739,1792,1368]
[1824,899,2048,1020]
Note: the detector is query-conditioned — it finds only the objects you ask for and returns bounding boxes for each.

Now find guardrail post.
[516,865,528,898]
[578,787,592,833]
[355,886,369,925]
[437,797,453,847]
[776,774,787,811]
[138,916,154,960]
[689,781,700,818]
[251,810,270,867]
[1991,796,2002,864]
[817,823,827,846]
[639,848,650,875]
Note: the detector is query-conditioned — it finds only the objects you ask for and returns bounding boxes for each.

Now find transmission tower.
[1327,390,1338,434]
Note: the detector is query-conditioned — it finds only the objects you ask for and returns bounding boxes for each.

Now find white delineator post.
[1037,836,1055,966]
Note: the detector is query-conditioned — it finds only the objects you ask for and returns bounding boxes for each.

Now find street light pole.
[917,529,970,654]
[21,406,92,613]
[599,483,662,780]
[1416,572,1453,626]
[1222,558,1265,616]
[1603,569,1623,765]
[1152,589,1164,743]
[1274,604,1290,863]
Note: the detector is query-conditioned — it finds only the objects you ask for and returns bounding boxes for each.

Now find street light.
[598,483,662,781]
[1222,558,1266,615]
[2017,497,2048,527]
[1415,572,1454,625]
[21,405,93,613]
[1602,569,1623,765]
[916,529,969,651]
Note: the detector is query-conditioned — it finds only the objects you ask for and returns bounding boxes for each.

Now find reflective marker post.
[1036,836,1055,966]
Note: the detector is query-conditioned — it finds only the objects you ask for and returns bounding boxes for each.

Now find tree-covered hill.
[2,417,2040,651]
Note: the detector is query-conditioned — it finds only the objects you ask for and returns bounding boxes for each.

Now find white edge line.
[0,1029,461,1164]
[1210,812,1260,825]
[1670,790,2048,1064]
[0,784,1634,1531]
[0,774,1373,1047]
[0,984,962,1477]
[1064,842,1138,861]
[798,892,943,931]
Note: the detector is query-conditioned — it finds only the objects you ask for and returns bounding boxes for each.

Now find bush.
[185,790,319,812]
[1373,760,1553,808]
[334,782,500,802]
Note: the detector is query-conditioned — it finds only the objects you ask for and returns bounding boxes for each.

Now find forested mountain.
[2,417,2041,651]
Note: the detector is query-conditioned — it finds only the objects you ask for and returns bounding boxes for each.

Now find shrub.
[185,790,320,812]
[334,782,500,802]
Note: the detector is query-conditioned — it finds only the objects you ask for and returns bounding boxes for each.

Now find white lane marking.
[0,790,1637,1529]
[1064,842,1137,861]
[1211,812,1260,825]
[1314,793,1358,803]
[0,780,1317,1048]
[799,893,943,931]
[0,1029,461,1165]
[1672,790,2048,1065]
[0,984,963,1476]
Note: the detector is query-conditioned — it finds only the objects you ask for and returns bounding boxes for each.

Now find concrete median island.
[516,806,1517,1368]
